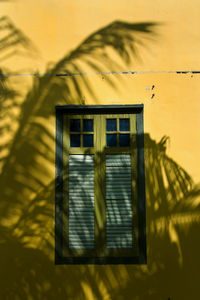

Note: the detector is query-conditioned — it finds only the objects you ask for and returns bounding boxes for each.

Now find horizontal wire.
[0,70,200,77]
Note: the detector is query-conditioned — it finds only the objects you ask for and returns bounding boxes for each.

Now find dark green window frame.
[55,105,146,264]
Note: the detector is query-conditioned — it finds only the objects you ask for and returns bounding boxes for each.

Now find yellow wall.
[0,0,200,299]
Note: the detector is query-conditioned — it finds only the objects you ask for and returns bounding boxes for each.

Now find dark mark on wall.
[151,94,155,99]
[176,71,188,74]
[81,97,86,105]
[176,71,200,74]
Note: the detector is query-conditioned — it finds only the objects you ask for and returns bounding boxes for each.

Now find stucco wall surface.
[0,1,200,299]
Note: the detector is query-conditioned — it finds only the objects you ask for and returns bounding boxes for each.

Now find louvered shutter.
[68,155,95,249]
[106,154,132,249]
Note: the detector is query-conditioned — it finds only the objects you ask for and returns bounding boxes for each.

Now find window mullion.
[94,115,106,255]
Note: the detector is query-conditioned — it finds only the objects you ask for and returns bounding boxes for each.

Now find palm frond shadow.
[0,16,38,62]
[0,20,158,214]
[0,133,200,299]
[1,18,199,299]
[0,16,39,173]
[0,16,38,104]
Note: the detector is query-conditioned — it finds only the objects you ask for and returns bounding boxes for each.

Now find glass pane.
[83,134,93,147]
[70,134,80,147]
[119,134,130,147]
[107,134,117,147]
[119,119,130,131]
[106,119,117,131]
[70,119,80,132]
[83,119,93,132]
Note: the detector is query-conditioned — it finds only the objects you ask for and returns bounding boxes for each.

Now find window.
[55,105,146,264]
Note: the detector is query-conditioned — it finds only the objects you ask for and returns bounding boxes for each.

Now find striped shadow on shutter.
[69,155,94,249]
[106,154,132,249]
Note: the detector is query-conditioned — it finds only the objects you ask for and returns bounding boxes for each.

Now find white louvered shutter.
[68,155,95,249]
[106,154,132,249]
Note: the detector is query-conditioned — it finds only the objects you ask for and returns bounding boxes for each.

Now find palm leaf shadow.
[1,133,200,299]
[0,20,158,216]
[81,135,200,299]
[0,16,39,173]
[1,17,200,299]
[0,16,38,62]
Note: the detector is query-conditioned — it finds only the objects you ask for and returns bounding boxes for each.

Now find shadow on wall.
[0,17,158,218]
[0,134,200,299]
[0,15,200,300]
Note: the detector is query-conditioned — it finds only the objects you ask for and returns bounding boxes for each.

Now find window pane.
[119,134,130,147]
[70,134,80,147]
[106,119,117,131]
[83,134,93,147]
[120,119,130,131]
[70,119,80,132]
[107,134,117,147]
[83,119,93,132]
